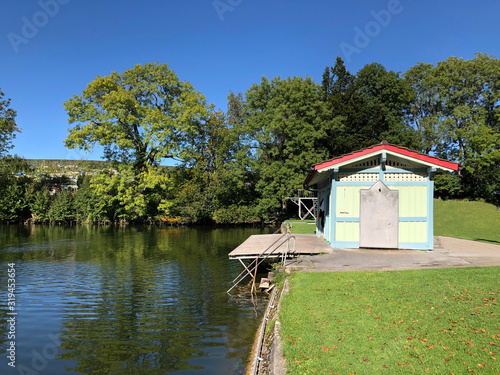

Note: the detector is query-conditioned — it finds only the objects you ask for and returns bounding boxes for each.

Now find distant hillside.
[25,159,113,173]
[24,159,175,173]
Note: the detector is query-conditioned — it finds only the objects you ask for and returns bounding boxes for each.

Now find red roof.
[304,142,459,185]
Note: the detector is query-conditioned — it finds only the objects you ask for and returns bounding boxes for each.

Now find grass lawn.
[279,267,500,374]
[286,219,317,234]
[434,199,500,244]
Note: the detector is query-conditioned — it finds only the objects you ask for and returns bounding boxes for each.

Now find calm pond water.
[0,225,273,374]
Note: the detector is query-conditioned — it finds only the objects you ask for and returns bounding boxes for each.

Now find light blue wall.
[315,165,434,250]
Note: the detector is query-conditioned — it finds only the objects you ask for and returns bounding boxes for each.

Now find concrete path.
[285,236,500,272]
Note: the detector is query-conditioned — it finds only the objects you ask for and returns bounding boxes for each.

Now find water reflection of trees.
[29,226,272,374]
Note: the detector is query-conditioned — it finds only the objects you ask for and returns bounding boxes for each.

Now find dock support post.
[251,256,259,293]
[238,258,255,280]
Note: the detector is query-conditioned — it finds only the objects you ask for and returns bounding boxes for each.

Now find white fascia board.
[384,150,456,172]
[316,150,384,173]
[315,149,456,174]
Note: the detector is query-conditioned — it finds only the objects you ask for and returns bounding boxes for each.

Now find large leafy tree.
[440,53,500,202]
[170,108,258,223]
[432,54,500,164]
[405,53,500,203]
[73,165,173,223]
[404,62,444,154]
[241,76,327,218]
[0,87,20,156]
[64,62,212,173]
[355,63,418,149]
[0,156,31,222]
[320,57,359,155]
[321,58,417,156]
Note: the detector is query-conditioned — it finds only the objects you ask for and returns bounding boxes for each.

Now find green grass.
[434,199,500,244]
[286,219,317,234]
[280,268,500,374]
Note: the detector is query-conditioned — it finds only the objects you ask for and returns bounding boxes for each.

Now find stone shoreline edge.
[247,278,289,375]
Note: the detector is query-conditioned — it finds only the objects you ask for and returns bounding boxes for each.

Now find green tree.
[141,166,174,221]
[241,76,327,218]
[48,190,76,223]
[64,62,212,173]
[222,91,259,216]
[406,53,500,202]
[0,87,20,156]
[0,156,31,222]
[74,174,104,223]
[87,165,173,223]
[90,167,145,222]
[320,57,357,155]
[321,57,417,155]
[226,91,245,129]
[27,183,51,223]
[169,170,206,223]
[404,62,444,154]
[434,54,500,159]
[169,109,257,223]
[355,63,418,148]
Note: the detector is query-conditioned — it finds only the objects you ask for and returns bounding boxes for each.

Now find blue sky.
[1,0,499,161]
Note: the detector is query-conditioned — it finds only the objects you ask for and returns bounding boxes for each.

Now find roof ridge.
[304,142,459,186]
[311,142,458,169]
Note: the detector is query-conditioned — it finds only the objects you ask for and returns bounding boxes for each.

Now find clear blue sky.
[1,0,499,161]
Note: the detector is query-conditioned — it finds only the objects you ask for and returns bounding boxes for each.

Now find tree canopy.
[321,57,418,155]
[0,87,20,156]
[1,54,499,224]
[405,53,500,204]
[240,75,328,217]
[64,62,212,173]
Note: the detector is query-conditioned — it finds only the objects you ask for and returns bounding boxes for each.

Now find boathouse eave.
[304,143,459,186]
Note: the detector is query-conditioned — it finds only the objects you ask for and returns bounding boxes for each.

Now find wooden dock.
[228,233,332,259]
[227,233,332,293]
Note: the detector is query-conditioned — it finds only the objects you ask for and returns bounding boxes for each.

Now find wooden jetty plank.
[293,234,333,255]
[228,234,332,259]
[229,234,282,257]
[259,278,271,289]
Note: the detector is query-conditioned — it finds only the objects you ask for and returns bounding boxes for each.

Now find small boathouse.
[226,142,459,292]
[304,141,459,250]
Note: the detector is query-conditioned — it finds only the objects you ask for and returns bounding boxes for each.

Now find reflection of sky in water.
[0,226,271,374]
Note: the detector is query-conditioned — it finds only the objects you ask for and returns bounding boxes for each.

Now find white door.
[359,180,399,249]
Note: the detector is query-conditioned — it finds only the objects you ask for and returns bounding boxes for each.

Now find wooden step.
[259,277,271,289]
